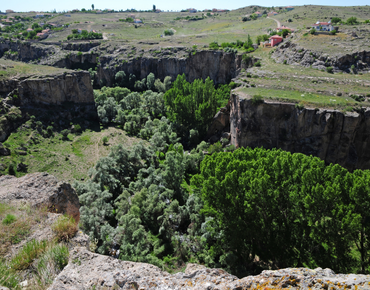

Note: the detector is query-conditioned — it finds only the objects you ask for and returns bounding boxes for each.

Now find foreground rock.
[0,172,80,221]
[49,247,370,289]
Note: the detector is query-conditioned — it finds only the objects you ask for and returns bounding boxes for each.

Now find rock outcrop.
[229,93,370,171]
[49,247,370,289]
[272,41,370,72]
[0,172,80,221]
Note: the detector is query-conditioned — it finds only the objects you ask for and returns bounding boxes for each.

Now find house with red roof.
[255,11,262,17]
[311,21,334,31]
[36,32,48,39]
[269,35,283,46]
[268,11,278,16]
[134,19,143,23]
[286,6,294,11]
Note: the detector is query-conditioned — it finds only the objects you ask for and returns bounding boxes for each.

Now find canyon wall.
[229,93,370,171]
[272,41,370,72]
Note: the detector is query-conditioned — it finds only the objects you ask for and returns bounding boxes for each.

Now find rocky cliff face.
[14,71,94,105]
[229,93,370,171]
[272,41,370,72]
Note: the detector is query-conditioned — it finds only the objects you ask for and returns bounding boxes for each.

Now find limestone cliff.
[272,41,370,72]
[229,93,370,171]
[15,71,94,105]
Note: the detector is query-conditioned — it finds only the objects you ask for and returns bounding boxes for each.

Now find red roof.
[270,35,283,39]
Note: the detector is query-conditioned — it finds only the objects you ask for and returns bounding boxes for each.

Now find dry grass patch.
[52,215,78,242]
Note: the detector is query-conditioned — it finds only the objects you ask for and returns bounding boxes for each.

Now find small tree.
[331,17,341,24]
[153,4,156,11]
[346,17,358,25]
[91,4,94,10]
[310,28,316,35]
[61,129,70,140]
[102,136,109,145]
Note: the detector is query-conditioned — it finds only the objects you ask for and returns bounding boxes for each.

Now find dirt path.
[268,17,281,28]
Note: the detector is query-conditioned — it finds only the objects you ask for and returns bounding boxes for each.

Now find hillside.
[1,4,370,289]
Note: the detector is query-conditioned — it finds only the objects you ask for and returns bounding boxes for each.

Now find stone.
[16,162,28,173]
[0,172,80,221]
[49,247,370,290]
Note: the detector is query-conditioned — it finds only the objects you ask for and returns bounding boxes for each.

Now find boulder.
[0,172,80,221]
[49,247,370,290]
[0,142,10,156]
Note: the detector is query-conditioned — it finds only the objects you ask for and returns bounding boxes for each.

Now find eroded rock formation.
[0,172,80,221]
[229,93,370,170]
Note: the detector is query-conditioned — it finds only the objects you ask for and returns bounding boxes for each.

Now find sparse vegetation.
[52,215,78,242]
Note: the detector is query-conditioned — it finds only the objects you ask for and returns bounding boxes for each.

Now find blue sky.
[1,0,369,13]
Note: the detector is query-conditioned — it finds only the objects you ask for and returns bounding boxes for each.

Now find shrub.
[208,142,223,154]
[242,54,251,65]
[8,163,16,176]
[329,30,337,35]
[254,60,261,67]
[74,124,82,134]
[209,41,219,50]
[61,129,70,140]
[310,28,316,35]
[351,95,365,102]
[164,29,174,36]
[283,60,287,64]
[251,95,264,105]
[295,102,305,110]
[102,136,109,145]
[346,17,358,25]
[2,214,16,225]
[52,215,78,242]
[326,67,334,73]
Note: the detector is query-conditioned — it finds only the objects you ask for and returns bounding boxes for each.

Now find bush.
[164,29,174,36]
[74,124,82,134]
[295,102,305,110]
[209,41,219,50]
[242,54,251,65]
[351,95,365,102]
[52,215,78,242]
[2,214,16,225]
[283,60,287,64]
[254,60,261,67]
[8,163,16,176]
[329,29,337,35]
[61,129,70,140]
[331,17,342,24]
[346,17,358,25]
[326,66,334,73]
[251,95,264,105]
[310,28,316,35]
[102,136,109,145]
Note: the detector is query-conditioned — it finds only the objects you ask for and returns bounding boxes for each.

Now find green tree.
[331,17,341,24]
[346,17,358,25]
[92,4,94,10]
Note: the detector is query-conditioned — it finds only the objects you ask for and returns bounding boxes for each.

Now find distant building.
[286,6,294,11]
[36,32,48,39]
[155,9,161,13]
[188,8,197,13]
[27,28,33,32]
[6,9,15,13]
[269,35,283,46]
[64,14,71,17]
[35,14,44,18]
[96,10,102,14]
[42,29,50,33]
[255,11,262,17]
[268,11,278,16]
[311,21,334,31]
[134,19,143,23]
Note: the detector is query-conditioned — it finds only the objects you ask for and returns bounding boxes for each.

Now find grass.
[0,203,48,256]
[0,59,73,81]
[2,214,17,225]
[52,215,78,242]
[237,87,359,108]
[0,240,69,290]
[0,121,141,183]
